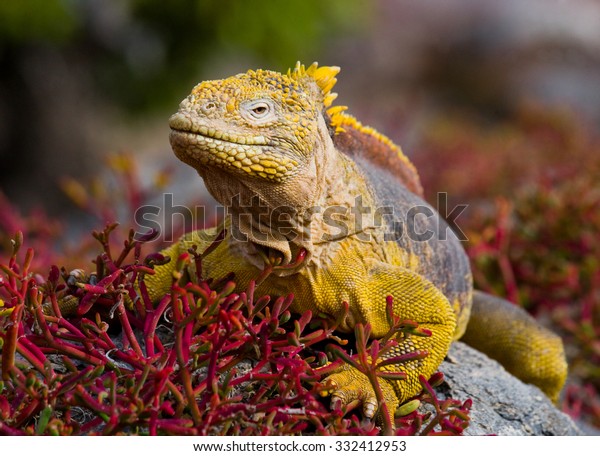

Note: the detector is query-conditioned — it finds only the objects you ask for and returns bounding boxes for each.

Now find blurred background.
[2,0,599,209]
[1,0,600,429]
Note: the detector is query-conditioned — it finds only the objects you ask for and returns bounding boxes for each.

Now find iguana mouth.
[169,113,268,146]
[169,113,298,181]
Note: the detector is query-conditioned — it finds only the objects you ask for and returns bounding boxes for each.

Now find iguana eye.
[252,104,268,116]
[241,99,275,123]
[249,102,270,118]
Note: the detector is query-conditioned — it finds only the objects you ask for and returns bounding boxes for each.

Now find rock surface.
[438,342,582,436]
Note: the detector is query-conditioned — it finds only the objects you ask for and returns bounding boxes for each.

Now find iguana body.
[148,63,566,417]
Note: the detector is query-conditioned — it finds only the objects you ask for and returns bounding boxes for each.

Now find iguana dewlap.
[150,62,567,418]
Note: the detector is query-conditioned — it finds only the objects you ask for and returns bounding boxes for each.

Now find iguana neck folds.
[217,115,381,274]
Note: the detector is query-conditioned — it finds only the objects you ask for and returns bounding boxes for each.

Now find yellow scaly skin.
[145,63,566,419]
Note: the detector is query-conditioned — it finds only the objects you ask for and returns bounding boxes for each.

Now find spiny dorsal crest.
[288,62,342,112]
[288,62,423,196]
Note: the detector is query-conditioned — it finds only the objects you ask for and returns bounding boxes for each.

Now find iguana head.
[169,62,341,185]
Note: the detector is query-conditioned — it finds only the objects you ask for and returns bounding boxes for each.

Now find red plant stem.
[347,323,395,435]
[114,241,135,268]
[138,279,154,314]
[182,317,194,364]
[419,415,442,436]
[178,287,208,330]
[16,339,52,381]
[418,376,444,436]
[141,368,172,407]
[18,279,31,304]
[125,311,145,332]
[33,304,63,351]
[94,327,118,351]
[49,293,64,318]
[1,263,19,282]
[179,357,201,425]
[197,358,266,395]
[172,294,202,424]
[144,294,172,357]
[0,422,25,436]
[14,398,43,429]
[149,401,159,436]
[18,336,47,366]
[1,303,22,381]
[365,368,394,435]
[115,299,144,358]
[44,314,86,340]
[204,314,231,395]
[78,416,105,434]
[129,289,147,321]
[102,414,119,436]
[75,384,112,416]
[54,366,96,396]
[46,328,111,363]
[164,338,179,371]
[152,335,164,353]
[132,364,151,400]
[156,419,197,435]
[21,248,33,276]
[164,380,186,414]
[42,337,105,366]
[179,300,212,328]
[8,364,26,385]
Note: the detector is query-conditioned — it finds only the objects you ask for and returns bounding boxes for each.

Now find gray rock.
[437,342,582,436]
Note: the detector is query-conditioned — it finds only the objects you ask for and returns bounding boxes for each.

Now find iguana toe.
[323,366,399,422]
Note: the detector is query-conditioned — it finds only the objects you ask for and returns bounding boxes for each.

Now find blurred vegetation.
[0,0,366,112]
[0,0,76,43]
[0,0,367,211]
[415,104,600,427]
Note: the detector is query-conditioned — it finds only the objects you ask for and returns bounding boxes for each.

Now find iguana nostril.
[202,101,217,113]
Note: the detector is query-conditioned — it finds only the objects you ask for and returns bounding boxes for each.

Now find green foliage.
[116,0,367,110]
[132,0,363,64]
[0,0,76,45]
[0,0,367,112]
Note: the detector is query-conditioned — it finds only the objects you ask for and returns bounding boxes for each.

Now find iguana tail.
[461,291,568,403]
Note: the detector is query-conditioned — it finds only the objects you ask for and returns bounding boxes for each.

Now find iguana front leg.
[139,226,230,303]
[320,263,457,420]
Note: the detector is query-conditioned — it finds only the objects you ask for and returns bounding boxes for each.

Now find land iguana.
[146,62,567,419]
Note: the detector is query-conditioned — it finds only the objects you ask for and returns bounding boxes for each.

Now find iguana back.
[330,112,424,197]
